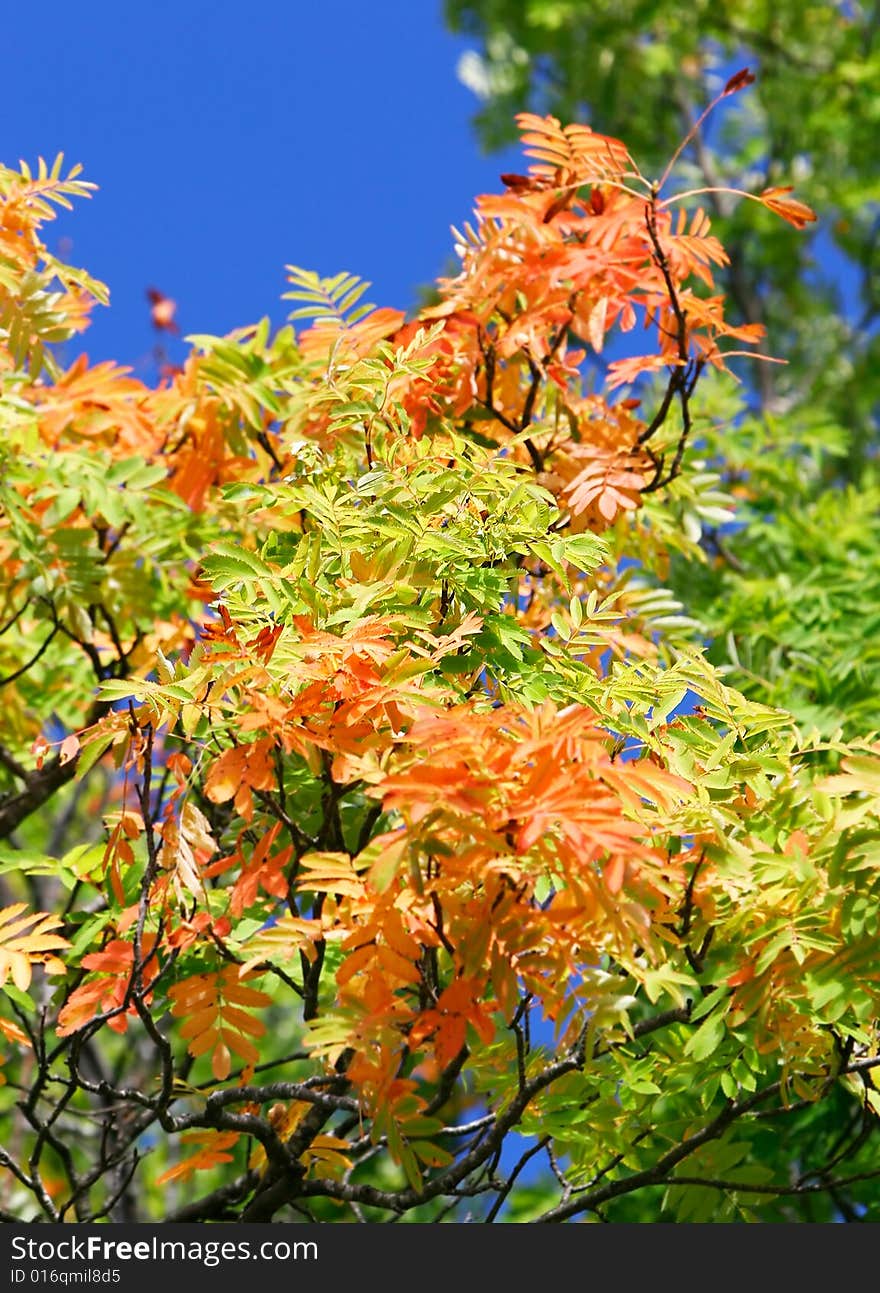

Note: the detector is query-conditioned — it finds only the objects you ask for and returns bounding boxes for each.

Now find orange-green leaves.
[1,84,866,1225]
[272,697,699,1100]
[283,266,405,362]
[0,156,106,376]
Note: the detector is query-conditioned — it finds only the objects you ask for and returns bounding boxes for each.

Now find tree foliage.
[449,0,880,740]
[1,78,880,1223]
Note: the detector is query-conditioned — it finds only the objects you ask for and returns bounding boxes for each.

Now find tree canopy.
[449,0,880,737]
[1,66,879,1222]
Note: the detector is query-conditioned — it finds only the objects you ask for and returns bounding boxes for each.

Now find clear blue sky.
[4,0,521,370]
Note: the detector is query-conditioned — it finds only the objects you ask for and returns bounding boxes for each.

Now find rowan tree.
[1,77,879,1223]
[448,0,880,737]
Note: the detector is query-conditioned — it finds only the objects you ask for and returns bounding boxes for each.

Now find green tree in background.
[447,0,880,737]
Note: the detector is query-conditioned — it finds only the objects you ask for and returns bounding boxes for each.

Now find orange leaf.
[759,187,816,230]
[603,855,626,895]
[168,966,269,1078]
[212,1041,232,1081]
[155,1131,240,1185]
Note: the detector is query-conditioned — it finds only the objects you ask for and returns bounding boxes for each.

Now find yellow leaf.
[0,905,69,992]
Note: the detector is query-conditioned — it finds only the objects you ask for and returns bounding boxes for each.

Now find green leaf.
[684,1013,726,1062]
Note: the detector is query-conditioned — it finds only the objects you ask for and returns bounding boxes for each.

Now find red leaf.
[723,68,756,96]
[146,286,178,333]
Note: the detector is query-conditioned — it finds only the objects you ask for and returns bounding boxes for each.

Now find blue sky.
[4,0,520,370]
[7,5,857,381]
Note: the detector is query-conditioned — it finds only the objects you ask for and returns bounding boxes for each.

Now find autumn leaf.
[606,353,686,390]
[2,72,871,1224]
[236,911,322,973]
[562,450,647,526]
[56,936,159,1036]
[159,801,216,905]
[815,751,880,798]
[723,67,756,96]
[515,112,632,182]
[204,738,276,821]
[0,905,68,992]
[0,1015,29,1047]
[758,186,817,230]
[168,966,271,1081]
[156,1131,240,1185]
